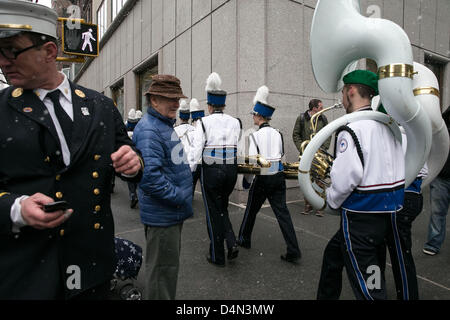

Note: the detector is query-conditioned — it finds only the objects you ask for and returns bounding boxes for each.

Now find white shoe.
[422,248,437,256]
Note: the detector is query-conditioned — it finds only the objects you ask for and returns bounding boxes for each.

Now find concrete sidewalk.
[111,179,450,300]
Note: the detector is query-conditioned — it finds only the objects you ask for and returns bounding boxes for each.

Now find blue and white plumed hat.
[179,99,190,120]
[252,85,275,119]
[205,72,226,107]
[190,98,204,120]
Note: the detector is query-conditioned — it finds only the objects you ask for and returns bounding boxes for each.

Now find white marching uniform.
[190,111,242,265]
[248,125,284,175]
[174,123,195,160]
[327,119,405,212]
[190,112,241,170]
[238,123,301,259]
[318,112,407,300]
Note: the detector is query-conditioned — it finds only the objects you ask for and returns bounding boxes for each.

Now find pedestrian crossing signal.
[61,19,99,57]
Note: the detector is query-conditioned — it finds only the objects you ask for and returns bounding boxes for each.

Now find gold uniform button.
[94,223,100,230]
[94,205,101,212]
[93,188,100,195]
[44,156,50,162]
[60,229,65,236]
[12,88,23,98]
[92,172,99,179]
[94,155,101,161]
[55,175,61,181]
[55,192,63,199]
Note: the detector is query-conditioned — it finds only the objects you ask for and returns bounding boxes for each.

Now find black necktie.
[46,90,73,148]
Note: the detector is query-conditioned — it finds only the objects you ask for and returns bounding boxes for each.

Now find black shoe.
[227,245,239,260]
[280,253,301,264]
[130,198,138,209]
[206,255,225,267]
[238,239,251,249]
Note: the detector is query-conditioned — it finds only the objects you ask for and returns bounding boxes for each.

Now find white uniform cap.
[135,110,143,119]
[0,0,58,39]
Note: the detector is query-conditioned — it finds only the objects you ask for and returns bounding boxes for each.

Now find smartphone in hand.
[43,201,70,213]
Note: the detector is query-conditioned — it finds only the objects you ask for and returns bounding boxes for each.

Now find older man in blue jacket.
[133,75,193,300]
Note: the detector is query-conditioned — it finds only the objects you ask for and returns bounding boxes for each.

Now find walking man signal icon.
[82,28,96,52]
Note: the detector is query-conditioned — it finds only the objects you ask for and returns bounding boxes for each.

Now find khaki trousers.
[144,223,183,300]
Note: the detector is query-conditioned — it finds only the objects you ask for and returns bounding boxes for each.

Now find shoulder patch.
[339,138,348,153]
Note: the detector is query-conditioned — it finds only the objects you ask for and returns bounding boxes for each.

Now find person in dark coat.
[0,1,143,299]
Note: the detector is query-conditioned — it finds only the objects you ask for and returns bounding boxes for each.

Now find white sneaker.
[422,248,437,256]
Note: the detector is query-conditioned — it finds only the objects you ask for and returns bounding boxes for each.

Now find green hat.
[343,70,379,95]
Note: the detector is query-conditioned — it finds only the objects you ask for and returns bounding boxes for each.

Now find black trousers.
[382,192,423,300]
[192,164,201,196]
[317,211,393,300]
[317,194,423,300]
[238,173,301,257]
[200,163,238,264]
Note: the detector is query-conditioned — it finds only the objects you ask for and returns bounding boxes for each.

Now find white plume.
[190,98,200,111]
[205,72,222,92]
[253,85,269,105]
[179,99,189,111]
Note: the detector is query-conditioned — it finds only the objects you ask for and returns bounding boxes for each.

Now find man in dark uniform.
[190,72,241,267]
[0,0,143,299]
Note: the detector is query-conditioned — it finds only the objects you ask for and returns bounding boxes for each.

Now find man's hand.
[21,193,73,229]
[111,145,142,176]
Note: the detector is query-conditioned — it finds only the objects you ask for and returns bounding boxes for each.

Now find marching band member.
[190,72,242,267]
[237,86,302,264]
[317,70,405,300]
[174,99,195,158]
[189,98,204,194]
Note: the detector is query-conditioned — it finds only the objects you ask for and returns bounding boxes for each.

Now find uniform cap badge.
[12,88,23,98]
[75,89,86,98]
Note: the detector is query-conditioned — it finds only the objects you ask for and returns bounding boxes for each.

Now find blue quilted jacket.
[133,107,193,226]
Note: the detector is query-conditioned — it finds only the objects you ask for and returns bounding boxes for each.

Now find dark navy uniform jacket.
[0,82,142,299]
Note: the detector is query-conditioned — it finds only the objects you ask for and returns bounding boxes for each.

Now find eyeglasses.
[0,44,41,60]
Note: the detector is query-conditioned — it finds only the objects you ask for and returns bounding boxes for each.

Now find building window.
[137,65,158,114]
[111,80,125,118]
[112,0,128,21]
[97,0,107,39]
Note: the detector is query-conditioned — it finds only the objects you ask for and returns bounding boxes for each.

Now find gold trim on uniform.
[23,107,33,113]
[94,205,101,212]
[44,156,50,162]
[12,88,23,98]
[92,172,99,179]
[413,86,440,98]
[55,192,63,199]
[75,89,86,98]
[93,188,100,195]
[378,64,416,80]
[94,155,101,161]
[60,229,65,236]
[0,24,32,30]
[94,223,100,230]
[55,175,61,181]
[0,192,10,198]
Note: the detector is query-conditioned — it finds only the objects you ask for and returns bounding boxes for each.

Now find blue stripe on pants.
[342,210,374,300]
[390,212,409,300]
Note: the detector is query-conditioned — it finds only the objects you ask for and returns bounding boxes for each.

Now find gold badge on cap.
[75,89,86,98]
[12,88,23,98]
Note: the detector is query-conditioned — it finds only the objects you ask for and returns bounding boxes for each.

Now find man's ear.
[42,42,58,62]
